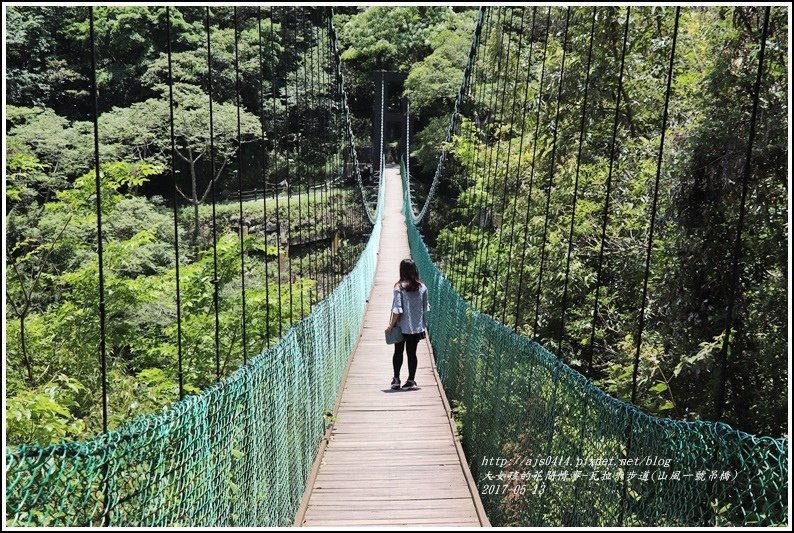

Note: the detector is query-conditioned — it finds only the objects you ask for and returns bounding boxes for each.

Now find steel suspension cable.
[317,15,326,298]
[205,7,221,382]
[309,15,320,305]
[323,9,334,288]
[233,7,248,363]
[442,24,476,288]
[88,13,113,520]
[257,7,271,348]
[489,9,527,318]
[329,10,360,280]
[470,8,509,310]
[329,8,376,224]
[714,6,770,421]
[463,5,497,301]
[88,6,109,433]
[569,10,600,496]
[370,69,382,239]
[368,68,383,248]
[330,10,341,288]
[165,7,185,399]
[619,9,681,525]
[459,8,493,296]
[501,7,538,326]
[585,7,631,377]
[271,8,283,336]
[557,7,597,358]
[405,99,411,181]
[532,7,572,339]
[630,7,680,405]
[513,7,552,331]
[321,13,332,294]
[406,8,487,226]
[284,13,294,323]
[329,12,342,288]
[297,9,306,319]
[445,8,476,289]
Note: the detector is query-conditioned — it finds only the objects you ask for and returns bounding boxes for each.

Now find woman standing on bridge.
[386,259,430,390]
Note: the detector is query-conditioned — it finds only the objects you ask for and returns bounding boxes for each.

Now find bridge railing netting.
[402,160,787,527]
[5,170,384,528]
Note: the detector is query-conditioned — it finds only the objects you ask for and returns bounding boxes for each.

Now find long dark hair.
[398,258,421,292]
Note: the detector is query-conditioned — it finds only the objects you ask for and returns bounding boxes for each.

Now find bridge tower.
[372,70,410,173]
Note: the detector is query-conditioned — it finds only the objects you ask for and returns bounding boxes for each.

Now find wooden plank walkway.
[295,166,489,527]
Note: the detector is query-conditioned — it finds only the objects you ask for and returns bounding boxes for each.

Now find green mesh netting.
[5,177,385,527]
[401,161,788,527]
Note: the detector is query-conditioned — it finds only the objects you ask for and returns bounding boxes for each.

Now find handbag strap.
[389,285,404,324]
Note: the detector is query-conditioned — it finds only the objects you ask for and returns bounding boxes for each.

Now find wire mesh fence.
[5,174,384,528]
[402,162,788,527]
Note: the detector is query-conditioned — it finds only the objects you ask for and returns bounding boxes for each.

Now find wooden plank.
[304,517,481,526]
[308,491,473,501]
[314,476,466,484]
[295,167,487,527]
[308,497,473,505]
[304,509,479,520]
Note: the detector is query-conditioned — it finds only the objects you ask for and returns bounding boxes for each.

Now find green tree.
[6,106,93,181]
[99,86,262,244]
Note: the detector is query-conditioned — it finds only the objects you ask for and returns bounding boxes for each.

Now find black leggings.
[393,332,424,381]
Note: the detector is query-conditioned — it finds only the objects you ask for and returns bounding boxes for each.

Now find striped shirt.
[391,282,430,334]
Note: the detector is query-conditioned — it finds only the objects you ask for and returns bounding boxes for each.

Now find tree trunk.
[19,315,33,384]
[190,160,199,248]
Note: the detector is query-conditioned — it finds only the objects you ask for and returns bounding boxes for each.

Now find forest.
[4,4,789,452]
[402,5,788,439]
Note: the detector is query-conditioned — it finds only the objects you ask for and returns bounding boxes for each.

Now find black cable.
[233,7,248,364]
[476,7,515,315]
[458,8,492,294]
[489,8,527,318]
[714,6,770,421]
[339,29,351,280]
[271,9,283,337]
[324,10,332,291]
[205,7,221,382]
[365,68,372,229]
[285,13,294,321]
[586,7,630,377]
[445,79,462,288]
[328,12,338,289]
[338,50,346,286]
[257,7,271,348]
[532,7,571,339]
[619,14,680,524]
[467,7,506,307]
[309,14,320,306]
[331,13,342,289]
[337,13,351,286]
[297,9,306,319]
[89,11,111,522]
[501,7,538,326]
[631,7,679,405]
[329,11,340,287]
[557,7,597,358]
[88,6,109,434]
[320,13,329,297]
[513,7,552,331]
[445,9,484,288]
[406,7,485,228]
[406,98,411,189]
[462,8,496,299]
[166,7,185,399]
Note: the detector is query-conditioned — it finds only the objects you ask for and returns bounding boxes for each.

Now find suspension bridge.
[5,6,788,528]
